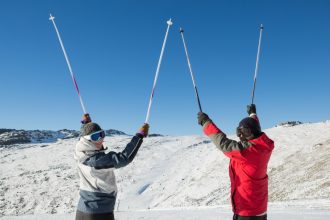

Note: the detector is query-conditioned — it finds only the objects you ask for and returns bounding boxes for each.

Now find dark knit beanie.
[80,122,102,136]
[238,117,262,137]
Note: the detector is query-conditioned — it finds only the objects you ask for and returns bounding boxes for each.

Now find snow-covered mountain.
[105,129,127,136]
[0,129,79,146]
[0,128,127,146]
[1,121,330,219]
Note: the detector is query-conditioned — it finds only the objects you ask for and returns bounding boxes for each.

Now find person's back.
[197,104,274,220]
[226,131,274,216]
[75,136,119,215]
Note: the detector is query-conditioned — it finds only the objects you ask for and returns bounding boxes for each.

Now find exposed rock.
[276,121,303,127]
[148,134,164,137]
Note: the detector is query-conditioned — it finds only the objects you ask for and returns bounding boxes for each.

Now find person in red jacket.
[197,104,274,220]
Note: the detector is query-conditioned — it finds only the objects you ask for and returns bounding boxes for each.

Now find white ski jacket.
[74,135,143,214]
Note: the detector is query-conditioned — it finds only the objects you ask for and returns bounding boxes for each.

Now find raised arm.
[198,112,252,161]
[83,124,149,169]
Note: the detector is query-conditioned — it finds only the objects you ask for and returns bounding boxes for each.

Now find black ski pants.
[75,210,115,220]
[233,214,267,220]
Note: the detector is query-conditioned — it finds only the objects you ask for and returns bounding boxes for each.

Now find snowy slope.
[1,121,330,218]
[267,121,330,203]
[2,207,330,220]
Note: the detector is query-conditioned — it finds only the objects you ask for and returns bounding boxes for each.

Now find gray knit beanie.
[80,122,102,136]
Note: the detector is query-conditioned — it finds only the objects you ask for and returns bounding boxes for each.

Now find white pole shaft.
[180,28,202,112]
[49,14,87,114]
[251,24,264,104]
[145,19,173,124]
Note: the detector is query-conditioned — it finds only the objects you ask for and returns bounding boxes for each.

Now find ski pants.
[75,210,115,220]
[233,214,267,220]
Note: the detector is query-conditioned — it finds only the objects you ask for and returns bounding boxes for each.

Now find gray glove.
[247,104,257,115]
[197,112,210,126]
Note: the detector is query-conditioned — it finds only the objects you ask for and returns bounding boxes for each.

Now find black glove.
[247,104,257,115]
[197,112,210,126]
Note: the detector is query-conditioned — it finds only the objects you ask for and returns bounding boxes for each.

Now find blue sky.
[0,0,329,135]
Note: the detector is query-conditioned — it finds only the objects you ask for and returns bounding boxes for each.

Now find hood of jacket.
[249,133,274,152]
[74,137,106,163]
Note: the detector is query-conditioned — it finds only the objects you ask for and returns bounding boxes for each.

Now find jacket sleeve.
[83,134,143,169]
[203,121,252,161]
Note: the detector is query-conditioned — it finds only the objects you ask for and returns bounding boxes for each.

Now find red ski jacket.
[203,118,274,216]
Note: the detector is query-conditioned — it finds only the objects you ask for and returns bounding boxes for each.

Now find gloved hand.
[138,123,149,138]
[247,104,257,115]
[81,113,92,124]
[197,112,210,126]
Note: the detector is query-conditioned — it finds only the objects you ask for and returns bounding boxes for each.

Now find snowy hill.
[1,121,330,219]
[0,128,127,146]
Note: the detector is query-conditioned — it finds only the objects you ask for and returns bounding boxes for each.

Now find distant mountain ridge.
[0,128,127,146]
[276,121,303,127]
[105,129,127,136]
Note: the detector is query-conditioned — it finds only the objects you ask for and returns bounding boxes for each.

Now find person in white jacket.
[74,114,149,220]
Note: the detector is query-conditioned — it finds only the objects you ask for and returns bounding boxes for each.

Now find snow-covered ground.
[2,207,330,220]
[1,121,330,219]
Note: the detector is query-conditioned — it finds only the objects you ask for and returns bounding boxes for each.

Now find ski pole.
[251,24,264,105]
[145,19,173,124]
[49,14,87,114]
[179,28,203,112]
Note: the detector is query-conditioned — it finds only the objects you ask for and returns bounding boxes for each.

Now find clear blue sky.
[0,0,329,135]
